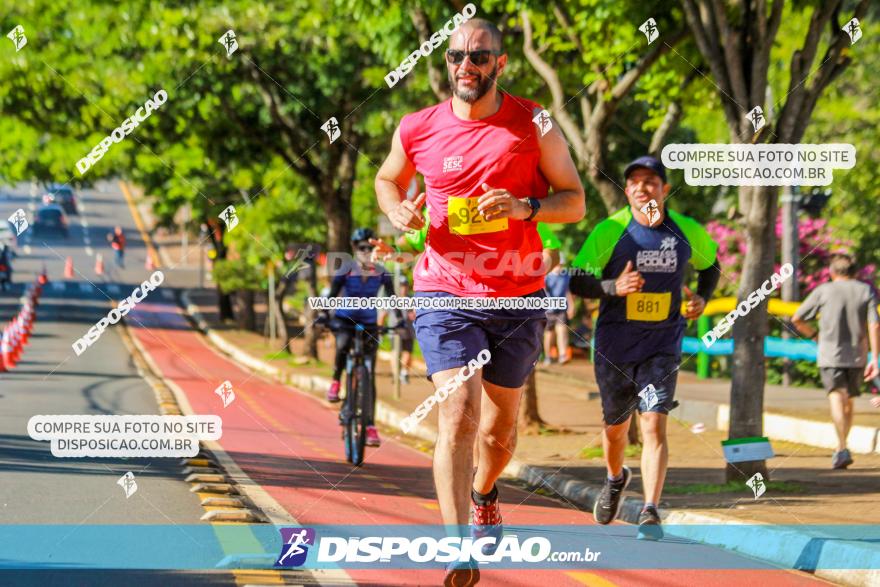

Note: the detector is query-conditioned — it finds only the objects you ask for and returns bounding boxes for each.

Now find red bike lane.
[127,302,826,587]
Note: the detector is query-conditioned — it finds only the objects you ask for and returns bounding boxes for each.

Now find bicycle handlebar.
[321,319,407,334]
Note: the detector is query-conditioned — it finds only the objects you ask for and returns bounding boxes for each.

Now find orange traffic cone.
[95,254,104,276]
[38,264,48,285]
[18,313,29,345]
[10,323,21,363]
[1,327,13,370]
[64,256,74,279]
[145,254,155,271]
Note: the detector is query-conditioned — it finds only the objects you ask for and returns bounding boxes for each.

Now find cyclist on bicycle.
[324,227,395,447]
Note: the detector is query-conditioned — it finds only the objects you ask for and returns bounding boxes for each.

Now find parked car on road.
[33,204,69,238]
[42,184,78,215]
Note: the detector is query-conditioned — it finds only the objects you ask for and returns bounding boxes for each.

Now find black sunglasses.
[445,49,501,66]
[356,244,374,252]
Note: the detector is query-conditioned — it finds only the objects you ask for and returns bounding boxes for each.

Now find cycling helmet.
[350,227,375,243]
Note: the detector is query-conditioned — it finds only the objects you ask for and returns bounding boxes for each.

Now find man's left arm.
[679,216,720,319]
[865,292,879,380]
[477,109,585,224]
[682,261,720,319]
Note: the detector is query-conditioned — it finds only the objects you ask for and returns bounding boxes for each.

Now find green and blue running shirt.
[572,206,718,364]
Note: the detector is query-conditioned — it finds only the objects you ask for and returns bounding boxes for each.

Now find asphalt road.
[0,181,236,586]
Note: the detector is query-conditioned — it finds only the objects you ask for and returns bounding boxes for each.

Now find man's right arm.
[791,289,820,339]
[569,271,617,299]
[375,126,424,232]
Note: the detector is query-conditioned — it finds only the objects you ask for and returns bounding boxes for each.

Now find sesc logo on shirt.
[442,156,463,173]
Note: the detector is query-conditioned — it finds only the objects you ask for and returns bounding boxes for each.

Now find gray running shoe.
[832,449,853,469]
[637,505,664,541]
[593,465,631,524]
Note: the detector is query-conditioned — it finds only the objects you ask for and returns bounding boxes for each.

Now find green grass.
[579,444,642,459]
[664,480,804,495]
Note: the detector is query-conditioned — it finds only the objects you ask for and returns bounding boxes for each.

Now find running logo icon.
[532,109,553,137]
[117,471,138,498]
[747,106,765,133]
[639,18,659,45]
[321,117,340,143]
[842,18,861,45]
[746,472,766,499]
[215,380,235,408]
[275,528,315,567]
[7,25,26,52]
[660,236,677,252]
[219,30,238,56]
[638,384,659,411]
[219,205,239,232]
[8,209,28,236]
[639,199,661,226]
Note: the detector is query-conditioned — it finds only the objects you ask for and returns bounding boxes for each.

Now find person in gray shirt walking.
[792,253,880,469]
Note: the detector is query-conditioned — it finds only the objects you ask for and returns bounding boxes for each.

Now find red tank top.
[399,94,549,297]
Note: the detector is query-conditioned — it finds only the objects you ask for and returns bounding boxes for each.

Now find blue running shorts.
[413,291,547,388]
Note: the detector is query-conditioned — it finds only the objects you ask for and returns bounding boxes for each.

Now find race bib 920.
[626,292,671,321]
[447,196,508,236]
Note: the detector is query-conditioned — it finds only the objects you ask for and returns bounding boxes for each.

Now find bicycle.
[326,319,401,466]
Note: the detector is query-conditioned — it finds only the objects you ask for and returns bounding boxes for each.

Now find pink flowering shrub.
[705,213,877,298]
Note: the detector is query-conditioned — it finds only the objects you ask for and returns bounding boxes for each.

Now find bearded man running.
[375,17,584,586]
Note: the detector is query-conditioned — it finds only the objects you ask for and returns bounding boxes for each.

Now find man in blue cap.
[569,156,720,539]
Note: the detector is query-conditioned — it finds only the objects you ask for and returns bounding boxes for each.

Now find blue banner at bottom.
[0,525,878,571]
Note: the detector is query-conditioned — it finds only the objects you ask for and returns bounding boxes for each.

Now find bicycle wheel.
[348,364,369,466]
[343,365,358,464]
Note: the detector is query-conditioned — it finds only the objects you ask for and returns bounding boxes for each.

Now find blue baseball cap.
[624,156,667,183]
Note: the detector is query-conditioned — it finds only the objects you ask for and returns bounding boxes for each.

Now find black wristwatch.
[524,197,541,221]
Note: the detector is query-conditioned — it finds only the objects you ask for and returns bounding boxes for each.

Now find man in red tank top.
[375,17,584,584]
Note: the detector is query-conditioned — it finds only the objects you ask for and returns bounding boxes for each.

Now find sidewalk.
[183,287,880,529]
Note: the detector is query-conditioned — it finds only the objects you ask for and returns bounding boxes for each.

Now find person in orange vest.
[107,226,126,268]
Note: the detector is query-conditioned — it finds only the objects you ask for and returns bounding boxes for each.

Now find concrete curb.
[178,291,879,586]
[675,398,879,454]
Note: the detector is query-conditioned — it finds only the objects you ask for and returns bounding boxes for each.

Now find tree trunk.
[271,279,291,351]
[301,258,319,360]
[217,286,234,322]
[726,184,777,482]
[206,217,234,321]
[237,290,256,331]
[518,371,545,434]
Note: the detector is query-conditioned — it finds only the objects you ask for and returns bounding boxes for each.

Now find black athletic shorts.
[820,367,862,397]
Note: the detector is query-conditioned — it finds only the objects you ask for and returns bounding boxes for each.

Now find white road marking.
[85,246,94,256]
